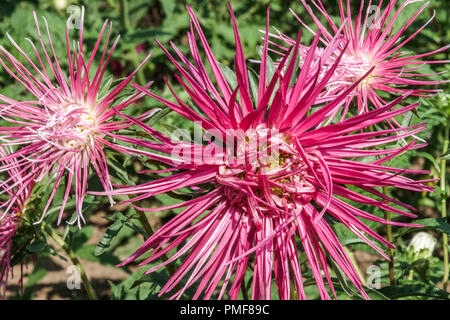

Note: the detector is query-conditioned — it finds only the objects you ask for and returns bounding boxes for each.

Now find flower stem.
[408,269,414,281]
[119,0,130,31]
[118,0,147,87]
[383,186,396,286]
[42,223,98,300]
[289,277,298,300]
[441,122,449,291]
[134,206,181,294]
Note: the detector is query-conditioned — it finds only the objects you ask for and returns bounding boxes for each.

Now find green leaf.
[341,238,370,246]
[70,225,94,252]
[218,61,237,89]
[76,244,121,266]
[110,264,168,300]
[26,240,47,253]
[363,288,390,300]
[149,107,172,126]
[95,213,130,256]
[378,282,450,300]
[395,218,450,238]
[441,150,450,161]
[106,156,133,185]
[248,67,259,103]
[25,268,47,288]
[329,259,353,297]
[98,75,114,101]
[413,151,440,174]
[334,222,383,255]
[14,259,48,300]
[109,280,124,300]
[126,221,148,240]
[138,282,155,300]
[408,259,431,282]
[256,46,275,85]
[160,122,191,142]
[160,0,176,18]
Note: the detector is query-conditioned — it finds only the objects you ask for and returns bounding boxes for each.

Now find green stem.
[289,276,298,300]
[441,122,449,291]
[42,223,98,300]
[134,206,180,293]
[119,0,130,31]
[383,186,396,286]
[119,0,147,87]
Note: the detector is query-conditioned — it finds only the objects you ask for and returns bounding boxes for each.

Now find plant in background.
[271,0,449,123]
[436,93,450,291]
[0,146,35,298]
[0,8,152,227]
[419,91,450,290]
[407,232,437,261]
[94,5,436,300]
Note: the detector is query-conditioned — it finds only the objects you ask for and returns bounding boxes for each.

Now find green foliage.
[378,281,450,300]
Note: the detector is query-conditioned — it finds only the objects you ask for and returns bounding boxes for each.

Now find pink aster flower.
[270,0,449,121]
[97,5,432,300]
[0,146,34,298]
[0,9,152,226]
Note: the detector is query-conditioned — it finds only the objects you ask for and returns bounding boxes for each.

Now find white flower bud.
[407,232,437,260]
[54,0,68,11]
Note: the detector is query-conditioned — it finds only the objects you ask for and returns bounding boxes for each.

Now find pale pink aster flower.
[0,146,35,298]
[0,9,152,226]
[270,0,449,121]
[96,6,432,300]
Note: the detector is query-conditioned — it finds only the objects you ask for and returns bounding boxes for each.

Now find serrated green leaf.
[95,213,129,256]
[379,281,450,300]
[109,280,123,300]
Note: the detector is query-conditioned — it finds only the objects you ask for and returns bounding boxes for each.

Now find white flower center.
[43,103,97,151]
